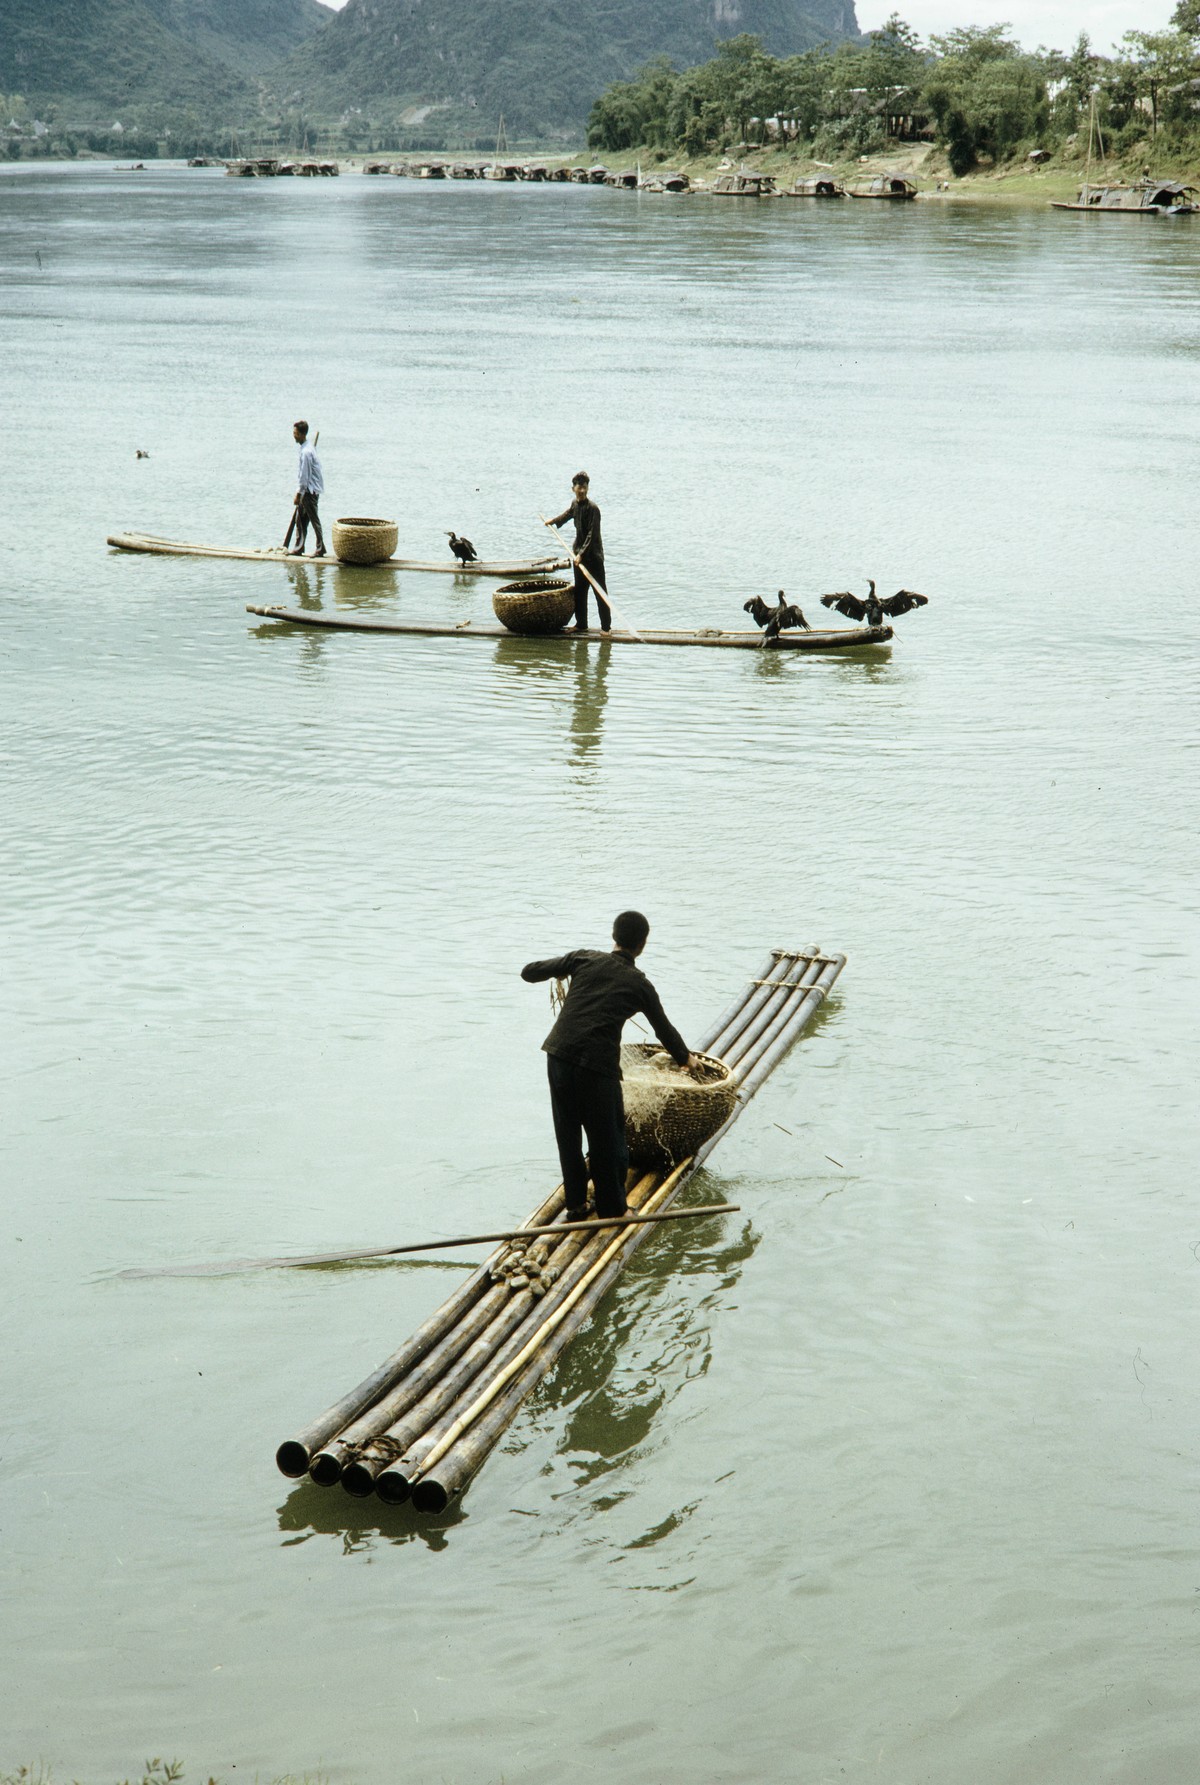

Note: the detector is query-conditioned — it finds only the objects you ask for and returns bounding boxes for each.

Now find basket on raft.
[330,517,399,564]
[492,577,574,635]
[621,1044,737,1169]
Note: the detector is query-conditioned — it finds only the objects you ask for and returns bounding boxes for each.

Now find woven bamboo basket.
[492,577,574,635]
[331,517,399,565]
[622,1045,737,1169]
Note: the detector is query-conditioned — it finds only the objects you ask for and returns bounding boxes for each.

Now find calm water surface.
[2,163,1198,1784]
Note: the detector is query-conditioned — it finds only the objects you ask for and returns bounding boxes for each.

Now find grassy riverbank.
[591,135,1200,203]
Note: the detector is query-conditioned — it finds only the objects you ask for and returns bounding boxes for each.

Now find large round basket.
[492,577,574,635]
[331,517,398,565]
[622,1045,737,1169]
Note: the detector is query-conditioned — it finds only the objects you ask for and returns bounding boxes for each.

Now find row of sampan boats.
[360,159,918,199]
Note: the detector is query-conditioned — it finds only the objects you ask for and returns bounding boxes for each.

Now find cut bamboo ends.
[274,947,844,1512]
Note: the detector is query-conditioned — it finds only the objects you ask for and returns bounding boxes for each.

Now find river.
[2,161,1198,1784]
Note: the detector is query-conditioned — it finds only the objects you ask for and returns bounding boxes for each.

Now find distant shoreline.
[16,145,1199,210]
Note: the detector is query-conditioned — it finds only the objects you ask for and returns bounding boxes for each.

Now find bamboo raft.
[246,606,893,652]
[107,532,569,579]
[276,946,845,1513]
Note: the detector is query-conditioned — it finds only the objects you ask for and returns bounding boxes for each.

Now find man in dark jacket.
[548,470,610,633]
[522,911,699,1220]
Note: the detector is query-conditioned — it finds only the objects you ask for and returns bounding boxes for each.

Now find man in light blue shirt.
[291,420,326,557]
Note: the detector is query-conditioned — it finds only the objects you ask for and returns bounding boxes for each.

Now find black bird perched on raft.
[820,581,928,627]
[743,591,812,645]
[446,530,478,565]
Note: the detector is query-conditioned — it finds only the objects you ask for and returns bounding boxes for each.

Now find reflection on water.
[277,1480,467,1552]
[568,638,611,774]
[522,1200,757,1492]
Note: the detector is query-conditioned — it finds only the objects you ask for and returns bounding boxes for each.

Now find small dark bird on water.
[820,581,928,626]
[446,530,478,565]
[135,449,150,459]
[744,591,811,645]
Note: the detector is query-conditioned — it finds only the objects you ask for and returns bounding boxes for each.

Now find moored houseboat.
[711,169,776,196]
[1050,179,1199,214]
[786,176,845,197]
[846,172,917,199]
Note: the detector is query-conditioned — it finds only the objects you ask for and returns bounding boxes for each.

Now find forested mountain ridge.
[0,0,330,111]
[147,0,333,78]
[279,0,862,133]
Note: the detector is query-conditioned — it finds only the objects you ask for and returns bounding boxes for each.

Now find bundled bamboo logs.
[275,947,844,1512]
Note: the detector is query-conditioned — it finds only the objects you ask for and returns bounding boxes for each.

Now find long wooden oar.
[115,1201,741,1280]
[539,516,643,641]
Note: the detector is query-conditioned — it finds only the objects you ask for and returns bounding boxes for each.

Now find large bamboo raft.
[246,606,893,651]
[276,947,845,1513]
[107,532,568,579]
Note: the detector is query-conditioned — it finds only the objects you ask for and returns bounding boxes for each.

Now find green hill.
[0,0,329,112]
[280,0,862,134]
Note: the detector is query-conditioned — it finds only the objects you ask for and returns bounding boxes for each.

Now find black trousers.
[573,558,611,631]
[547,1055,629,1217]
[295,491,325,550]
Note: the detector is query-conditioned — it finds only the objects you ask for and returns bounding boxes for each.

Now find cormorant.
[820,581,927,626]
[743,591,811,645]
[446,530,478,565]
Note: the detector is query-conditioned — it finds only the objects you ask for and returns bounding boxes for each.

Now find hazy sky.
[856,3,1172,49]
[319,2,1176,52]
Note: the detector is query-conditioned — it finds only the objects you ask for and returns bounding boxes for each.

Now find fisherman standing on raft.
[522,911,700,1222]
[547,471,610,632]
[290,420,327,558]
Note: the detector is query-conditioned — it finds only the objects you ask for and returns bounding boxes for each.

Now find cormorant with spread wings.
[743,591,812,644]
[446,530,478,565]
[820,581,928,626]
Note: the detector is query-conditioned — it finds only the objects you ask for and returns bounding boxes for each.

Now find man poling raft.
[522,910,701,1221]
[546,470,611,632]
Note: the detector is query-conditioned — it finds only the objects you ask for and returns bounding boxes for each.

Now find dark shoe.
[564,1203,594,1223]
[311,547,326,558]
[288,546,304,557]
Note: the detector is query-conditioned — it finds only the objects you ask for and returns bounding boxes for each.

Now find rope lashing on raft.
[340,1433,406,1467]
[490,1235,562,1298]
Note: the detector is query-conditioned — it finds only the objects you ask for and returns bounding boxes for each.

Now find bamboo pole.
[309,1279,514,1486]
[707,950,814,1063]
[717,956,821,1063]
[409,1167,708,1512]
[693,952,777,1054]
[274,1182,565,1477]
[370,1170,667,1500]
[723,956,825,1073]
[343,1170,665,1495]
[408,1164,688,1490]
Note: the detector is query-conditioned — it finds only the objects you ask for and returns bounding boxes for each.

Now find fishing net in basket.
[621,1043,737,1169]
